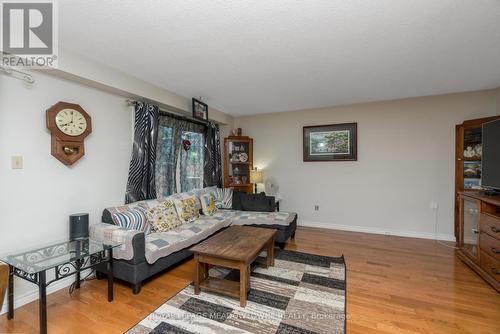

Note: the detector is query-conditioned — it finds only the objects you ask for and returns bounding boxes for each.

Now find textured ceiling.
[60,0,500,116]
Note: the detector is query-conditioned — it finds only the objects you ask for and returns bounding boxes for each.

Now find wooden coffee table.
[190,226,276,307]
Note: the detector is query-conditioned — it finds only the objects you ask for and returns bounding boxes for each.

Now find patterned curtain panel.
[204,122,223,187]
[125,102,159,204]
[156,116,183,197]
[156,115,206,196]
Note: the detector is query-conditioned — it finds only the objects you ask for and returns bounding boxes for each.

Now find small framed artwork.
[303,123,357,161]
[192,98,208,122]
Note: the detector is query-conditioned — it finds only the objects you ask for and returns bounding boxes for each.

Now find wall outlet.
[11,156,23,169]
[430,202,439,210]
[314,205,319,211]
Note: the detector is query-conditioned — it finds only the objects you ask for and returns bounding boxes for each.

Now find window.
[156,121,205,196]
[178,131,204,192]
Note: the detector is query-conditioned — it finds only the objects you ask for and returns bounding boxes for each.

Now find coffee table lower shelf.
[199,277,241,298]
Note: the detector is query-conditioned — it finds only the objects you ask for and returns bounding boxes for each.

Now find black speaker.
[69,213,89,240]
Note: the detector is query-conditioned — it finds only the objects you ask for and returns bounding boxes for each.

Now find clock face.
[55,108,87,136]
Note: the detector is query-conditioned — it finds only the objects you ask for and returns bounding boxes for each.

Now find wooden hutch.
[458,192,500,292]
[455,116,500,239]
[224,136,253,194]
[455,115,500,292]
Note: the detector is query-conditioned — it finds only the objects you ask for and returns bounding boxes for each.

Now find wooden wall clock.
[46,101,92,165]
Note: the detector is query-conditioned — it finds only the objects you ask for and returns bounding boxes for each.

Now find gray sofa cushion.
[144,215,232,264]
[213,210,296,226]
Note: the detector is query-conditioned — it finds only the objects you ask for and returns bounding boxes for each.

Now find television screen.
[482,119,500,191]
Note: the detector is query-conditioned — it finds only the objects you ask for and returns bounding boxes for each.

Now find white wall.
[0,71,133,313]
[496,86,500,114]
[234,90,498,240]
[40,48,234,125]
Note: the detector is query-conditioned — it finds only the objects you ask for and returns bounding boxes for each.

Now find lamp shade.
[250,169,263,184]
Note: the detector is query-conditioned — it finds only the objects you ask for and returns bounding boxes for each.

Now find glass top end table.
[0,238,122,334]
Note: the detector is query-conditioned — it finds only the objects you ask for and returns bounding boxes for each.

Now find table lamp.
[250,168,263,193]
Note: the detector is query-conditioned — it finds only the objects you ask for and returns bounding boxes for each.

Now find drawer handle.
[492,247,500,254]
[491,227,499,233]
[492,268,500,275]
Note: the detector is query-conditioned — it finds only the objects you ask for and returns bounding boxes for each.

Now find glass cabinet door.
[460,197,480,262]
[227,140,251,186]
[462,127,482,190]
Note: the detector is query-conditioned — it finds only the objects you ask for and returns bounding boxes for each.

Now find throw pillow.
[145,200,182,232]
[200,193,218,216]
[111,206,151,234]
[174,196,200,223]
[195,186,217,198]
[172,191,203,213]
[214,187,233,209]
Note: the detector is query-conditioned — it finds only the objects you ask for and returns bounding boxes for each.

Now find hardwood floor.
[1,227,499,333]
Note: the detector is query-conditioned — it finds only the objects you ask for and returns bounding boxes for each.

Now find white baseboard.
[0,272,88,315]
[298,220,456,242]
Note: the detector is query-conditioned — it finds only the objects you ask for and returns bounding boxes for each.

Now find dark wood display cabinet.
[224,136,254,194]
[458,192,500,292]
[454,116,500,240]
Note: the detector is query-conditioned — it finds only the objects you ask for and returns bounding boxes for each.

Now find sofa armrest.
[90,223,145,263]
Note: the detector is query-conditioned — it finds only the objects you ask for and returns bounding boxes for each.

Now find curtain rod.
[126,99,210,126]
[0,65,35,84]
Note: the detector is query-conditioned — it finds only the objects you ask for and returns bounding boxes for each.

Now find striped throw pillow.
[111,206,151,234]
[214,188,233,209]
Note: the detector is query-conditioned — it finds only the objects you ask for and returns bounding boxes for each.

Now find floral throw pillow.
[200,193,218,216]
[145,200,182,232]
[174,196,200,223]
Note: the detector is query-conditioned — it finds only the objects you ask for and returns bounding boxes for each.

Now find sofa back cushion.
[232,192,276,212]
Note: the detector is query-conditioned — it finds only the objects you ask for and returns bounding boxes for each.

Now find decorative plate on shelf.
[239,152,248,162]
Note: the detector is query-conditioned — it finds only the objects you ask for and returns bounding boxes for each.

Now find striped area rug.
[126,250,346,334]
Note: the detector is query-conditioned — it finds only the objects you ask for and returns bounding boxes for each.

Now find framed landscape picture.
[192,98,208,122]
[303,123,357,161]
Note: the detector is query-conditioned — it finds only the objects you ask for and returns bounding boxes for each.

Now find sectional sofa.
[90,188,297,294]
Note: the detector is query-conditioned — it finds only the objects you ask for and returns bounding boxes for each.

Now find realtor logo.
[1,0,58,68]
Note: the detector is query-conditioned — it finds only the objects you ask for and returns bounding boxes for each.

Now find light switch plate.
[11,156,23,169]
